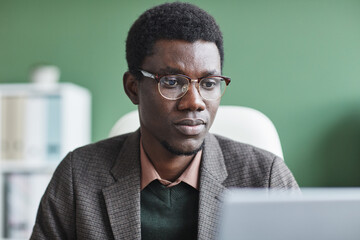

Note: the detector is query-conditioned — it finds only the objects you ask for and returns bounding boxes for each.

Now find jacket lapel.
[102,130,142,240]
[101,131,227,240]
[198,133,228,240]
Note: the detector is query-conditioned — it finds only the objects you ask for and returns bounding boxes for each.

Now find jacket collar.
[202,133,228,183]
[198,133,228,240]
[102,130,228,240]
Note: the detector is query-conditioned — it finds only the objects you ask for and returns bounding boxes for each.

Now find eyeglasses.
[139,69,231,100]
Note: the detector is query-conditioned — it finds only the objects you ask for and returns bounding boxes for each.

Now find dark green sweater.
[141,180,199,240]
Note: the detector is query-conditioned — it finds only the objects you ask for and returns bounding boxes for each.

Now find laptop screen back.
[218,188,360,240]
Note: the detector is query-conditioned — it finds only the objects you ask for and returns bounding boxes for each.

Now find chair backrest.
[109,105,284,159]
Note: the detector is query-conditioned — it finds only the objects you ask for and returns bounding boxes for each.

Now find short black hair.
[126,2,224,74]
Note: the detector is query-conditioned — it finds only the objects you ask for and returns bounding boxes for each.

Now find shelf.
[0,82,91,239]
[2,238,27,240]
[0,160,60,173]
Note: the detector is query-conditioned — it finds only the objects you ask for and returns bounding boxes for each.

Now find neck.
[141,136,195,182]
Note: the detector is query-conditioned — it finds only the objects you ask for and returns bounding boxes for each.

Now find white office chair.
[109,105,284,159]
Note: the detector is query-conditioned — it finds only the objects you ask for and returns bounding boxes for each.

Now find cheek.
[206,100,220,126]
[138,84,173,125]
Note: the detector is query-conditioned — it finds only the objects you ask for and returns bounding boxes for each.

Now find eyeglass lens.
[158,75,226,100]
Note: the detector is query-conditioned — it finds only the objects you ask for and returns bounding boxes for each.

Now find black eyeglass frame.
[138,69,231,100]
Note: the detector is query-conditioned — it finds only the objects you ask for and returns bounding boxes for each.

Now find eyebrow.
[158,67,220,77]
[158,67,183,75]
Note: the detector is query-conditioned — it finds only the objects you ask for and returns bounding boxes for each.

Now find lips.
[174,118,206,136]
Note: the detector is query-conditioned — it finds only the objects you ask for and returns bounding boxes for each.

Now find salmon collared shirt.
[140,140,202,191]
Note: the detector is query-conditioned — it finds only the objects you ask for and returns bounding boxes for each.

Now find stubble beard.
[160,140,205,156]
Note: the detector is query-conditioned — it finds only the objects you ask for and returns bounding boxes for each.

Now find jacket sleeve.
[30,152,76,240]
[269,156,299,189]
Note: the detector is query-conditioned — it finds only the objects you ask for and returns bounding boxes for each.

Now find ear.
[123,71,139,105]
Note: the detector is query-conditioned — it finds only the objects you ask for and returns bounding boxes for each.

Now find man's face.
[138,39,221,155]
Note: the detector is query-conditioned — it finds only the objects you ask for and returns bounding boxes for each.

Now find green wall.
[1,0,360,187]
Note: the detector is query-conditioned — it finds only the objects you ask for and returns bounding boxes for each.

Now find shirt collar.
[140,139,202,190]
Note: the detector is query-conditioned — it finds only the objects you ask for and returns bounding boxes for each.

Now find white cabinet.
[0,83,91,239]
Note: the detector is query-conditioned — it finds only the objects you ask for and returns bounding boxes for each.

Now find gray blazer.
[31,130,298,240]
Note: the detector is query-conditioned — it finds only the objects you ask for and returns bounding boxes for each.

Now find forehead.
[142,39,221,76]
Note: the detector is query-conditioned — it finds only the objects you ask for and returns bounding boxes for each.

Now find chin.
[161,140,205,156]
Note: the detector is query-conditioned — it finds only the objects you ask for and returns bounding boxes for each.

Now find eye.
[160,75,189,90]
[200,78,220,90]
[161,76,179,88]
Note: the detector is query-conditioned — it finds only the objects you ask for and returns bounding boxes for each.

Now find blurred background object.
[0,66,91,238]
[30,64,60,89]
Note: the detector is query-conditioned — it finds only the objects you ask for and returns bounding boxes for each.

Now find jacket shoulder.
[213,134,279,164]
[63,132,137,180]
[73,133,132,160]
[212,134,298,188]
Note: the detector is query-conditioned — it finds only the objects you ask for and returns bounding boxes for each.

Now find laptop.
[217,188,360,240]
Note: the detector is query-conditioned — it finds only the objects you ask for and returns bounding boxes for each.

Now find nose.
[177,82,206,111]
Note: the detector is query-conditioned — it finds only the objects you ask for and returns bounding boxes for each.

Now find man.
[31,2,298,240]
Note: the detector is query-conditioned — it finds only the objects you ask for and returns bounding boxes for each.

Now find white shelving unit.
[0,83,91,240]
[1,160,60,173]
